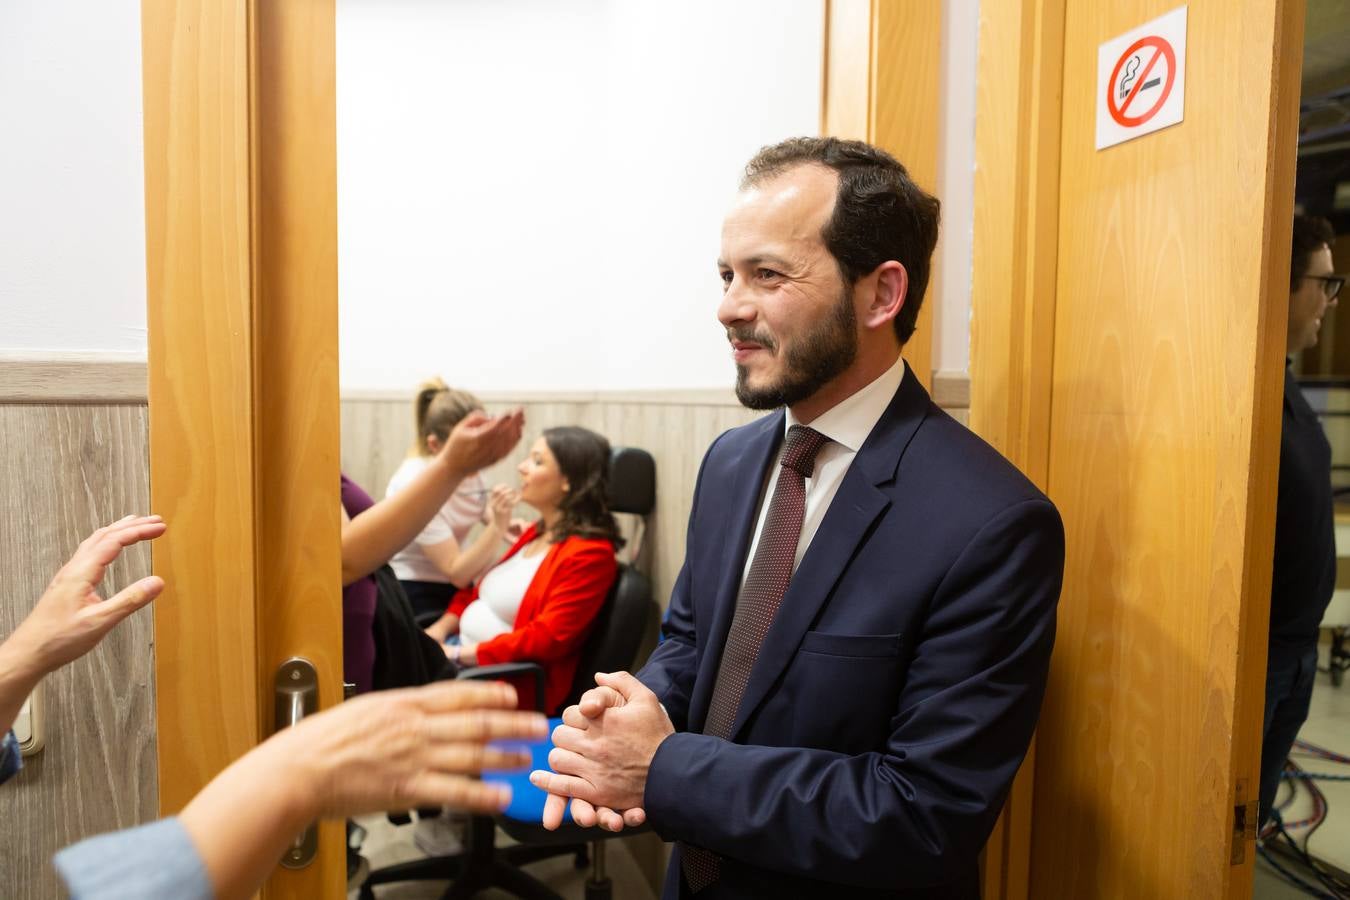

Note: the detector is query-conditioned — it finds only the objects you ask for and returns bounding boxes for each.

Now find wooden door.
[820,0,942,392]
[142,0,344,896]
[973,0,1306,897]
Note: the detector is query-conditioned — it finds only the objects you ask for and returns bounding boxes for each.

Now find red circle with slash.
[1107,35,1176,128]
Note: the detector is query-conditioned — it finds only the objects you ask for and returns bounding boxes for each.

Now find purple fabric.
[342,473,378,694]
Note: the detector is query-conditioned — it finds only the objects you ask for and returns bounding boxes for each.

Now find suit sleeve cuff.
[643,731,713,844]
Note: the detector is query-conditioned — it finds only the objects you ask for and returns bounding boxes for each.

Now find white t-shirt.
[459,548,547,644]
[385,457,488,583]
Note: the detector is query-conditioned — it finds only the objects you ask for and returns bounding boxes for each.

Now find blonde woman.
[387,379,520,624]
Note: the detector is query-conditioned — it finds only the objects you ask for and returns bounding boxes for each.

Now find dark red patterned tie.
[681,425,829,893]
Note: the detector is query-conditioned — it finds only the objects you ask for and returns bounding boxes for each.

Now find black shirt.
[1270,365,1337,649]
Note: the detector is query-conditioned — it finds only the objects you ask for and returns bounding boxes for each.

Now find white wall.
[937,0,979,377]
[0,4,147,357]
[337,0,825,392]
[0,2,976,380]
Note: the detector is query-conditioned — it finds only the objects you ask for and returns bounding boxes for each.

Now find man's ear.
[860,260,908,331]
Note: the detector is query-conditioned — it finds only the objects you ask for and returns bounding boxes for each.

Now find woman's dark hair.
[542,426,624,549]
[742,136,941,346]
[1291,215,1336,292]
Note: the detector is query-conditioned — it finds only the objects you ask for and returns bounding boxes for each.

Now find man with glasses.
[1259,214,1342,826]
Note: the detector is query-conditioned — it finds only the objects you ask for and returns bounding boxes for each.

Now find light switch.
[15,683,44,757]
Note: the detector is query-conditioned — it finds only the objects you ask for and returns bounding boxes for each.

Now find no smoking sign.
[1096,6,1187,150]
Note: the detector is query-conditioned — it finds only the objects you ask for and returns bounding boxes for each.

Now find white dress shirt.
[739,355,906,585]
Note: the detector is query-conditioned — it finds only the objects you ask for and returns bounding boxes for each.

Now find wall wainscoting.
[342,374,972,620]
[0,401,156,899]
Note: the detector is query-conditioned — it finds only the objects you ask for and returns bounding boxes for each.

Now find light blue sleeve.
[53,817,213,900]
[0,729,22,785]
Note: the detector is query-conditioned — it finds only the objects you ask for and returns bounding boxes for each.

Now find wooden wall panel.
[341,388,969,622]
[0,354,147,403]
[342,394,758,617]
[0,403,156,900]
[1028,2,1304,897]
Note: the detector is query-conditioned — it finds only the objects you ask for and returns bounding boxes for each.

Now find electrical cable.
[1293,739,1350,766]
[1274,806,1350,898]
[1259,843,1342,899]
[1261,761,1350,898]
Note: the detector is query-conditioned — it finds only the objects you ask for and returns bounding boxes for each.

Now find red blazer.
[448,524,617,714]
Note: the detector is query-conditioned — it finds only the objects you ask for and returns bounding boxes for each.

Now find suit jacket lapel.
[729,366,933,740]
[686,412,784,732]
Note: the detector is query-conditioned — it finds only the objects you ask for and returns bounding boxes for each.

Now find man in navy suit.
[530,137,1064,898]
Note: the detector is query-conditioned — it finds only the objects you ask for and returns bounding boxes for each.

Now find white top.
[460,548,547,644]
[385,456,488,583]
[740,355,906,583]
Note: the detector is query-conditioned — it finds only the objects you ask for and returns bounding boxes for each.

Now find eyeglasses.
[1306,275,1346,301]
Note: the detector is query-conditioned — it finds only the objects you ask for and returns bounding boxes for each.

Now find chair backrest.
[608,446,655,516]
[563,566,658,707]
[560,445,658,706]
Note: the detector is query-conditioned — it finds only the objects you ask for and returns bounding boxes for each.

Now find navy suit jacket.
[637,365,1064,899]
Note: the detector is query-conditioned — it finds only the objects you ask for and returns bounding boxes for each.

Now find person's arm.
[55,681,547,900]
[342,410,523,586]
[0,516,166,735]
[423,485,519,587]
[424,611,460,643]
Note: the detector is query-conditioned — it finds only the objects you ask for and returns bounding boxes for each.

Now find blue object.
[0,729,22,785]
[484,717,571,824]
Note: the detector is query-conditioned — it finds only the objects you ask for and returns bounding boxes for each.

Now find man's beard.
[732,286,858,411]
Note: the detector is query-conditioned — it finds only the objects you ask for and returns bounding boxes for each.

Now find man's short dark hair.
[1291,214,1335,292]
[742,137,941,346]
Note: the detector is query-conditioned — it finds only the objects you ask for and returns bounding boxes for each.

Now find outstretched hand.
[273,680,549,819]
[175,680,548,900]
[441,409,525,476]
[7,515,167,677]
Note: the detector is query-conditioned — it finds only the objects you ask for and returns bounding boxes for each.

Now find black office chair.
[359,447,657,900]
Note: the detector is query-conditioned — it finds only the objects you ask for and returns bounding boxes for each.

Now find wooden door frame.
[969,1,1306,897]
[142,1,343,896]
[821,0,941,392]
[968,0,1064,893]
[822,2,1045,893]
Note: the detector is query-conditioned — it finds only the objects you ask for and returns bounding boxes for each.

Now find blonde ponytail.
[410,377,482,457]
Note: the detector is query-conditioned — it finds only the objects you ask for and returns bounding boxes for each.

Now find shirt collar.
[785,354,906,453]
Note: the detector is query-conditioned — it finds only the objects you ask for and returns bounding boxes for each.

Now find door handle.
[274,657,319,869]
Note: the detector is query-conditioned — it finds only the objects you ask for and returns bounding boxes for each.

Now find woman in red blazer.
[425,426,621,714]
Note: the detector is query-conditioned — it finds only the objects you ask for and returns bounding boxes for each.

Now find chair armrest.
[458,663,547,713]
